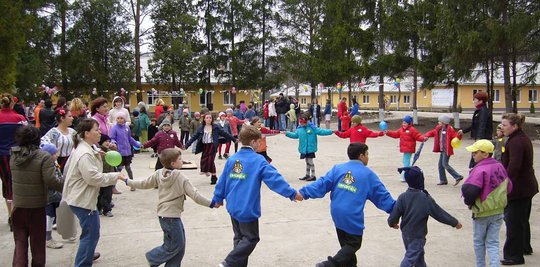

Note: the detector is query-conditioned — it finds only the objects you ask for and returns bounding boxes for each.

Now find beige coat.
[127,169,212,218]
[62,141,119,210]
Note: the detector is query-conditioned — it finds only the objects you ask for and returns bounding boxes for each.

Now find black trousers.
[503,197,533,262]
[97,186,113,213]
[329,228,363,267]
[180,130,190,147]
[223,217,260,267]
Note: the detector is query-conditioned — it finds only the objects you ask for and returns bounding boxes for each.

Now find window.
[390,95,398,103]
[493,89,500,103]
[473,89,482,95]
[422,90,427,98]
[146,91,157,105]
[200,91,213,107]
[515,89,521,102]
[362,95,370,104]
[223,91,236,105]
[403,95,410,104]
[529,89,538,103]
[301,98,307,105]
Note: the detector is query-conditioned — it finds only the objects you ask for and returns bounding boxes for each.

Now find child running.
[388,166,462,267]
[109,111,140,189]
[142,119,183,171]
[298,142,396,267]
[213,126,302,267]
[385,115,424,181]
[250,117,280,163]
[120,148,219,267]
[285,113,333,181]
[461,140,512,267]
[424,115,464,186]
[335,115,384,144]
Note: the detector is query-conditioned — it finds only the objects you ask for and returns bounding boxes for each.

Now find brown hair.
[15,126,41,147]
[203,113,215,125]
[90,97,108,115]
[239,125,261,145]
[250,116,261,125]
[55,108,70,123]
[502,113,526,129]
[473,91,489,103]
[55,97,67,110]
[347,142,369,160]
[74,118,99,148]
[159,148,182,169]
[1,93,13,108]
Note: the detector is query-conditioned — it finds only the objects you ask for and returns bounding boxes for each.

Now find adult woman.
[154,98,165,119]
[324,99,332,129]
[458,92,493,167]
[90,97,111,136]
[69,98,88,129]
[308,99,321,127]
[185,114,236,184]
[0,93,27,230]
[499,113,538,265]
[62,119,123,266]
[10,126,63,266]
[43,109,76,172]
[268,99,277,130]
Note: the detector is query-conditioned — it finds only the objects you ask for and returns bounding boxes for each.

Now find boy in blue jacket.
[298,142,396,267]
[285,113,333,181]
[213,125,303,267]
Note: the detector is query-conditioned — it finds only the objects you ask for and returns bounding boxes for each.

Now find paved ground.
[1,120,539,267]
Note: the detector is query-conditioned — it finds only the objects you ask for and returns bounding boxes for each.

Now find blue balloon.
[393,81,399,86]
[379,121,387,131]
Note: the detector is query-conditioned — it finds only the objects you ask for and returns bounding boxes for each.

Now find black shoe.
[218,155,223,159]
[8,217,12,232]
[453,178,463,186]
[223,153,229,159]
[306,176,316,181]
[437,182,448,185]
[524,250,533,255]
[93,252,100,261]
[500,259,524,265]
[299,175,309,180]
[211,176,217,185]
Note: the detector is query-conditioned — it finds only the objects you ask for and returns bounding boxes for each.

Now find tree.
[127,0,152,101]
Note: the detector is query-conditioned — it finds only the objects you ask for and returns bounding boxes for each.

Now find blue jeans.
[278,113,287,131]
[288,120,297,132]
[400,236,426,267]
[191,139,198,153]
[438,153,463,183]
[70,206,100,267]
[146,217,186,267]
[473,214,504,267]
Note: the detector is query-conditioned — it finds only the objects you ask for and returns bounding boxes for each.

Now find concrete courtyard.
[1,119,539,267]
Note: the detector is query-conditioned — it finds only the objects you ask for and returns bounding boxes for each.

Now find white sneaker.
[46,239,64,249]
[400,177,406,182]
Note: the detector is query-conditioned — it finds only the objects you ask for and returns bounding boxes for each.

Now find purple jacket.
[110,123,139,156]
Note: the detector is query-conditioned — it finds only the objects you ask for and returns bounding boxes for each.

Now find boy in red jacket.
[423,115,464,186]
[335,115,384,144]
[385,115,424,181]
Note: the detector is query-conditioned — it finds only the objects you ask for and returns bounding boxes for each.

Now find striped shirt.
[43,127,76,157]
[202,130,212,144]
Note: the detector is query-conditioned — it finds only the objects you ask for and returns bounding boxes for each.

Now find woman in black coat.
[458,91,493,167]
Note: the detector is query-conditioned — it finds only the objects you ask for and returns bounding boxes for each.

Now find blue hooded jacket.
[285,122,333,154]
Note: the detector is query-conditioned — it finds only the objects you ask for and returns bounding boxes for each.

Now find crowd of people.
[0,91,537,267]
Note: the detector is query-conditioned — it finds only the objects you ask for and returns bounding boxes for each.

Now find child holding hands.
[385,115,424,181]
[334,115,384,144]
[120,148,219,267]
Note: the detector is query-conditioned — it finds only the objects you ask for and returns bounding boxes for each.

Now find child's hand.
[110,143,118,150]
[294,192,304,202]
[117,173,127,181]
[378,131,384,136]
[214,203,222,208]
[457,129,463,136]
[455,222,462,229]
[423,136,429,141]
[390,224,399,229]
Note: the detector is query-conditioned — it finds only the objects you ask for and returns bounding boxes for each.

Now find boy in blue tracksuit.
[285,113,333,181]
[213,125,302,267]
[299,142,396,267]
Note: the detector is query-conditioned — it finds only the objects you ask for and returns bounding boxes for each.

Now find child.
[213,126,302,267]
[424,115,464,186]
[285,113,333,181]
[41,143,65,249]
[142,119,183,171]
[109,112,140,190]
[217,112,232,160]
[250,116,280,163]
[96,134,116,217]
[136,106,151,152]
[148,118,159,157]
[120,148,218,266]
[185,114,236,184]
[286,103,297,132]
[225,108,245,156]
[108,96,131,125]
[178,108,191,147]
[492,124,506,162]
[298,142,395,267]
[189,112,201,154]
[388,166,462,267]
[461,140,512,267]
[340,110,351,131]
[335,115,384,144]
[385,115,424,181]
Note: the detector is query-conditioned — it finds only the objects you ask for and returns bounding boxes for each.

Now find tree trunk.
[60,1,67,92]
[412,41,418,124]
[452,81,460,129]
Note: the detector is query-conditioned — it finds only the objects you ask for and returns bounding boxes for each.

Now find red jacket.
[337,101,348,118]
[424,124,461,156]
[263,104,269,119]
[143,129,183,153]
[335,125,383,143]
[386,125,424,153]
[341,115,351,131]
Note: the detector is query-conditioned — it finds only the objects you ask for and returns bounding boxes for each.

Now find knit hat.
[132,110,139,117]
[225,108,233,114]
[398,166,425,191]
[115,111,127,120]
[183,108,189,113]
[41,143,58,156]
[160,119,171,128]
[351,115,362,125]
[194,112,201,117]
[99,134,110,146]
[219,112,226,117]
[403,115,413,124]
[438,114,451,124]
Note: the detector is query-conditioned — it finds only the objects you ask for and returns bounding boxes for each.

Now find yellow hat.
[466,139,494,153]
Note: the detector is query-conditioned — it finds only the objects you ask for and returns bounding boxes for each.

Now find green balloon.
[105,151,122,167]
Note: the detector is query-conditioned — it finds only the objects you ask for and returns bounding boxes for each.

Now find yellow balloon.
[451,137,461,148]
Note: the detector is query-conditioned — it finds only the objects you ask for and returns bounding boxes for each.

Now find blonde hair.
[502,113,526,129]
[1,93,13,108]
[239,125,261,145]
[69,98,86,114]
[156,99,165,106]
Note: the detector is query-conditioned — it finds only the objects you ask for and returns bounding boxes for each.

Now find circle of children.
[0,90,536,267]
